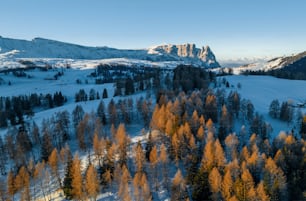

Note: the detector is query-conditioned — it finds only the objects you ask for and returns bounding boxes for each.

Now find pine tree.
[209,167,222,201]
[97,100,107,125]
[108,99,117,125]
[93,133,105,167]
[171,169,187,201]
[256,181,270,201]
[197,125,205,144]
[214,139,226,169]
[160,143,169,190]
[269,99,280,119]
[134,141,145,173]
[219,105,232,142]
[48,148,62,188]
[149,145,158,191]
[145,132,154,161]
[150,106,160,130]
[206,118,215,133]
[141,100,151,128]
[115,124,130,167]
[201,140,215,172]
[0,137,7,175]
[15,166,31,201]
[7,170,16,201]
[234,164,256,201]
[205,94,218,122]
[300,115,306,140]
[190,110,199,133]
[34,161,49,201]
[41,129,53,162]
[72,105,84,128]
[118,165,131,201]
[133,172,152,201]
[71,154,83,200]
[76,114,88,151]
[225,134,239,162]
[263,157,287,201]
[0,179,6,201]
[102,88,108,99]
[63,151,73,199]
[222,169,233,200]
[85,164,100,201]
[165,118,174,136]
[141,173,152,201]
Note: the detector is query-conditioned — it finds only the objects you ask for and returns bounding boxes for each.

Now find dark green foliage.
[269,99,280,118]
[16,126,32,153]
[75,89,88,102]
[72,105,84,128]
[280,101,293,122]
[125,77,135,95]
[250,113,270,140]
[102,88,108,99]
[63,152,73,199]
[173,65,212,92]
[45,93,54,108]
[108,99,117,125]
[89,88,96,101]
[97,101,107,125]
[40,130,53,162]
[191,170,211,201]
[227,91,240,118]
[53,111,70,149]
[205,93,218,123]
[53,91,65,106]
[0,111,7,128]
[145,133,153,161]
[281,137,305,200]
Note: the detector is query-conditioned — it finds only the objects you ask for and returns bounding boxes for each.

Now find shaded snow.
[223,75,306,137]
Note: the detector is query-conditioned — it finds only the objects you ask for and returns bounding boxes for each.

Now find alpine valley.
[0,36,305,201]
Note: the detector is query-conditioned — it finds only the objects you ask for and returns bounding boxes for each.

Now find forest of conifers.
[0,65,305,201]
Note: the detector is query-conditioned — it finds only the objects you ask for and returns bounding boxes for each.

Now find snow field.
[223,75,306,137]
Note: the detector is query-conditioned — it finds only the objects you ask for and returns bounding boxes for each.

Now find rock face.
[151,44,220,68]
[0,37,220,68]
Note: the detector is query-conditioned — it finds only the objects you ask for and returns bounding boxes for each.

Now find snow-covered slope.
[223,75,306,137]
[223,51,306,74]
[0,36,220,68]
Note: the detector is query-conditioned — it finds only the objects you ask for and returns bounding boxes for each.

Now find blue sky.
[0,0,305,60]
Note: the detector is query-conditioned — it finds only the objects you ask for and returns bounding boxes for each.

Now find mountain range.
[0,36,220,68]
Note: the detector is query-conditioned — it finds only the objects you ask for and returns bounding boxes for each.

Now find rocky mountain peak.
[0,37,220,68]
[150,43,220,67]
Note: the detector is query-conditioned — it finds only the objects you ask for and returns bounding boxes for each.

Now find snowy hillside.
[223,75,306,137]
[0,36,220,68]
[220,51,306,74]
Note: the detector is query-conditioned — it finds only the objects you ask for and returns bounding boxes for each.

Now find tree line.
[0,92,66,128]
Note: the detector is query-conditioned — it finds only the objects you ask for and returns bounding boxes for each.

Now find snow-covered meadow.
[223,75,306,137]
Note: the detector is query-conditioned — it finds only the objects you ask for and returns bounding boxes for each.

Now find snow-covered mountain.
[219,51,306,74]
[149,43,220,68]
[0,36,220,68]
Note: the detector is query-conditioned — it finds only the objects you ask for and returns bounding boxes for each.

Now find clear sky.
[0,0,305,60]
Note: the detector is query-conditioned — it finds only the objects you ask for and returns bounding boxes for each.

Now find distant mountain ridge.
[224,51,306,80]
[223,51,306,74]
[0,36,220,68]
